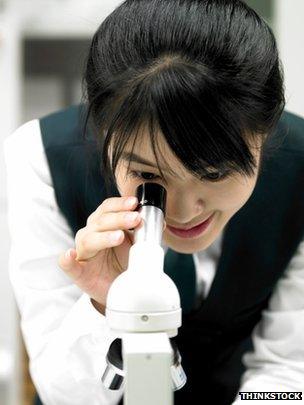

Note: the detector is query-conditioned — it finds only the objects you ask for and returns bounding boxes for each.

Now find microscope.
[102,183,186,404]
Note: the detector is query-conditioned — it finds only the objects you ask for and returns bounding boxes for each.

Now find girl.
[4,0,304,404]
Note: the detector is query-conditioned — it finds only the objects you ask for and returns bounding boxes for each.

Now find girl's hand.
[58,196,145,312]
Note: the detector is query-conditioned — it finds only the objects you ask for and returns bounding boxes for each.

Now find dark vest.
[40,104,304,404]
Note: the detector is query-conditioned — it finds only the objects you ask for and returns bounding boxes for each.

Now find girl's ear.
[163,220,167,231]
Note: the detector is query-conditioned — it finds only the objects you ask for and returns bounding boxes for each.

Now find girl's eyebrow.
[121,151,219,176]
[121,151,170,172]
[121,151,188,180]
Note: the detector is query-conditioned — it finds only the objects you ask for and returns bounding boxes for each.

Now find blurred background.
[0,0,303,404]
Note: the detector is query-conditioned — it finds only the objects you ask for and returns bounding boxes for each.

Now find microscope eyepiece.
[135,183,167,216]
[133,183,167,245]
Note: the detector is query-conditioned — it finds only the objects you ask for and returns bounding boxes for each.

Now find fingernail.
[125,197,137,207]
[65,248,72,259]
[124,212,139,221]
[108,230,123,242]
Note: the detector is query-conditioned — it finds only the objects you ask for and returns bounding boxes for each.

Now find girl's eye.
[201,170,231,182]
[128,169,231,183]
[128,171,162,181]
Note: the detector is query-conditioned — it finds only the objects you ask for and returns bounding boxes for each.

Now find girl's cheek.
[208,176,256,211]
[115,170,134,195]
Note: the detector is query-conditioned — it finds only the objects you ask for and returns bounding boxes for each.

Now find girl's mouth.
[167,213,215,239]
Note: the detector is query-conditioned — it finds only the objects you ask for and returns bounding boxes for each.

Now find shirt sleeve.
[231,238,304,404]
[3,119,124,405]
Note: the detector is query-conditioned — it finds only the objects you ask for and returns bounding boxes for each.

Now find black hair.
[80,0,285,195]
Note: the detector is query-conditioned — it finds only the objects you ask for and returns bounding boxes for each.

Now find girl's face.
[113,133,263,254]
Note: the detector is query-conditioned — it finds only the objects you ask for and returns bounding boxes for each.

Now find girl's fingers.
[75,230,125,261]
[92,210,142,233]
[87,196,138,225]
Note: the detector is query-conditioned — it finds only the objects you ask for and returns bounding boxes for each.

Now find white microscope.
[101,182,187,404]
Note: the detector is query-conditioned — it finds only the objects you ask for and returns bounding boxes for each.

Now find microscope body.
[106,239,181,337]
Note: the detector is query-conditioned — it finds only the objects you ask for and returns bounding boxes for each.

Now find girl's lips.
[168,214,213,230]
[167,213,215,239]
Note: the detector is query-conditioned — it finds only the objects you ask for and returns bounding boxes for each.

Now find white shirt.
[3,119,304,405]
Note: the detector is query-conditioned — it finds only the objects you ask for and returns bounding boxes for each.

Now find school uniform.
[3,104,304,405]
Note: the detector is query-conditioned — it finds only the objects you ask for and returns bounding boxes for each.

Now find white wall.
[274,0,304,118]
[0,8,22,405]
